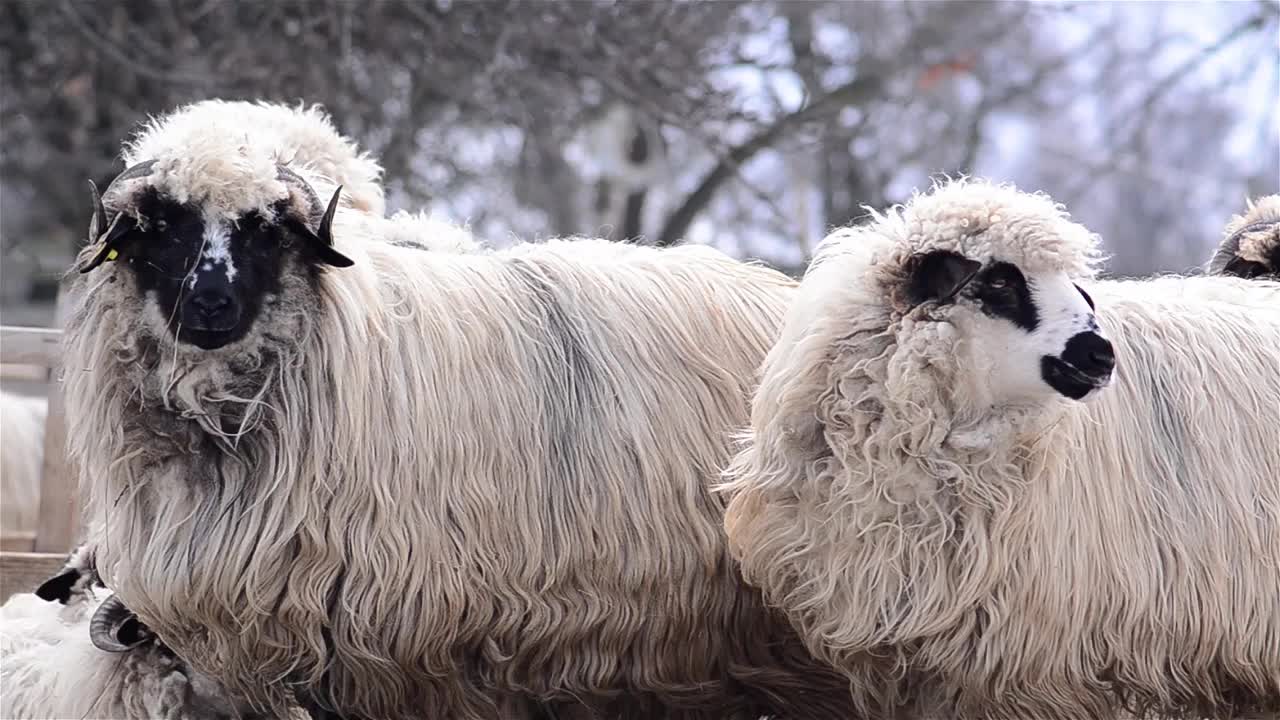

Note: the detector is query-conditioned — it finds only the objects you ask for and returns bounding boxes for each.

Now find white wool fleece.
[112,99,386,223]
[852,176,1105,284]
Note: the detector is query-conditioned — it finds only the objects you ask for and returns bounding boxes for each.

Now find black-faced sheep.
[1,390,46,538]
[60,104,856,719]
[1208,193,1280,280]
[722,178,1280,720]
[1,544,299,719]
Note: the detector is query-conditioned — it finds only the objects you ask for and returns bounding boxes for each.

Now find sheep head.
[900,246,1113,405]
[861,180,1112,413]
[1210,194,1280,280]
[756,177,1112,471]
[76,159,352,351]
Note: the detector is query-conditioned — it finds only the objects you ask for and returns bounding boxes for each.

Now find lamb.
[1208,193,1280,279]
[1,544,296,719]
[1,390,47,538]
[721,178,1280,720]
[60,103,857,719]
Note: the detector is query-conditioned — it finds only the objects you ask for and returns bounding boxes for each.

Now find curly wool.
[722,180,1280,720]
[111,99,385,223]
[1208,193,1280,278]
[63,222,861,719]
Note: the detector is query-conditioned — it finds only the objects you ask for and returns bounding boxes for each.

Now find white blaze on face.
[198,214,238,285]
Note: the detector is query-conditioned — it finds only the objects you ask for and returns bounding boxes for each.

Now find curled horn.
[1208,232,1244,276]
[89,594,155,653]
[1210,220,1277,277]
[276,165,353,268]
[79,159,159,273]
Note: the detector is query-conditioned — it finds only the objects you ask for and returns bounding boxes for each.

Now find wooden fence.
[1,322,76,600]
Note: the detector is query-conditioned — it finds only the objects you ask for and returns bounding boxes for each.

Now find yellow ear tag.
[106,248,119,261]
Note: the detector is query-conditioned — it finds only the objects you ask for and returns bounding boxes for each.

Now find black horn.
[277,165,354,268]
[87,179,108,245]
[78,159,159,273]
[89,594,155,653]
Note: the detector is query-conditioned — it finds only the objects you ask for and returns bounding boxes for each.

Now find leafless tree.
[1,0,1275,288]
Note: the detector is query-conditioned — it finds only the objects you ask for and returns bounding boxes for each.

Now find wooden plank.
[0,552,65,602]
[0,363,50,381]
[0,326,62,366]
[33,378,77,553]
[0,533,37,552]
[33,290,78,554]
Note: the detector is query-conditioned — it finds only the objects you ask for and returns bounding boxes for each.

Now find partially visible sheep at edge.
[721,177,1280,720]
[1208,193,1280,279]
[62,103,858,719]
[1,543,302,719]
[1,390,47,537]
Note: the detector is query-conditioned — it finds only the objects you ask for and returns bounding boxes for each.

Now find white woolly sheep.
[1,544,299,719]
[1,390,47,538]
[721,178,1280,720]
[1208,193,1280,280]
[60,103,857,719]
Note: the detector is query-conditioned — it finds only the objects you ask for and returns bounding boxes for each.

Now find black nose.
[191,289,230,317]
[186,289,238,330]
[1061,331,1115,379]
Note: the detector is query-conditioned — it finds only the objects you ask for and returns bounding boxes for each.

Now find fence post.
[33,288,78,553]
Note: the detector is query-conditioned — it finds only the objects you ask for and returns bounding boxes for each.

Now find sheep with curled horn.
[1208,193,1280,280]
[62,101,859,720]
[1,542,305,719]
[721,177,1280,720]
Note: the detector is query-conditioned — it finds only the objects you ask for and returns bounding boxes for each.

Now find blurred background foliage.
[1,0,1277,309]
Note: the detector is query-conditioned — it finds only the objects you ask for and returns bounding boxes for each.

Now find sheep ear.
[77,212,135,274]
[35,569,79,603]
[905,250,981,305]
[286,187,353,269]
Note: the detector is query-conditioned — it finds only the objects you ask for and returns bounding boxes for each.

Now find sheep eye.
[154,219,168,233]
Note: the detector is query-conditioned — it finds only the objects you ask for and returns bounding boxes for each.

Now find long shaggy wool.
[114,99,386,221]
[62,229,862,718]
[722,182,1280,720]
[1,390,47,536]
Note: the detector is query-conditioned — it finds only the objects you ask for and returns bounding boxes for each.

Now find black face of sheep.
[78,163,354,351]
[907,249,1115,403]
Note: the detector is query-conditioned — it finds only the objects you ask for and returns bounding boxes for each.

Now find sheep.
[1,543,297,719]
[59,104,858,719]
[721,178,1280,720]
[1,390,47,538]
[1208,193,1280,280]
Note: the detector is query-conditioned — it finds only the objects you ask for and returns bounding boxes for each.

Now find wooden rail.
[0,326,62,367]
